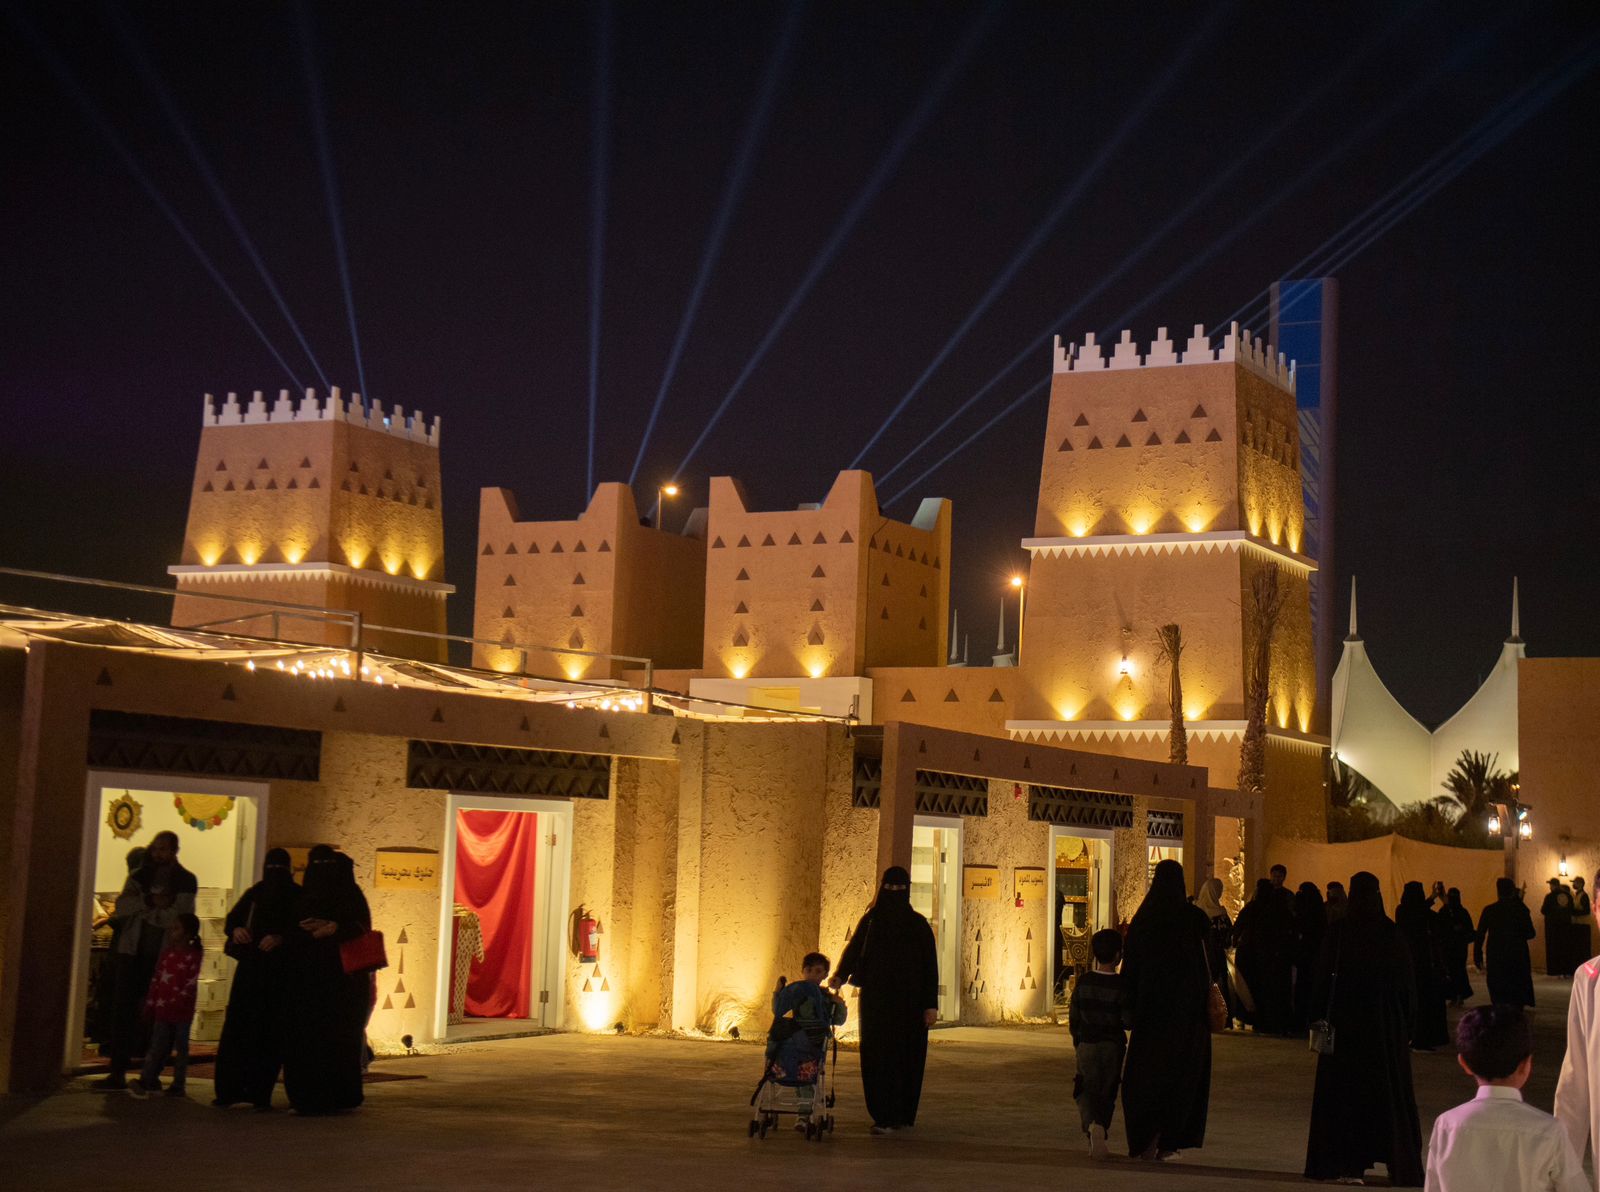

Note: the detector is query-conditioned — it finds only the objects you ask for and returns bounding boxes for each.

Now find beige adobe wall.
[955,780,1054,1023]
[474,483,706,681]
[1036,362,1243,539]
[1236,367,1307,554]
[688,721,848,1037]
[610,508,706,670]
[1263,736,1327,843]
[864,665,1026,735]
[1019,547,1247,722]
[267,731,446,1051]
[608,757,680,1029]
[182,418,444,579]
[1240,550,1318,736]
[861,496,951,669]
[1518,659,1600,967]
[174,573,447,661]
[567,785,619,1029]
[702,471,947,680]
[817,729,876,983]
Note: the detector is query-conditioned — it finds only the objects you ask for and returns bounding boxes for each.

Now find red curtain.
[454,810,538,1018]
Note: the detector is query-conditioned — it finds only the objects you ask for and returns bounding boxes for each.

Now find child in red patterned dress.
[130,913,203,1099]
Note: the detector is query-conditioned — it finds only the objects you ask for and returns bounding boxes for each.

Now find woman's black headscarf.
[1399,880,1426,907]
[874,865,913,913]
[1251,877,1275,904]
[262,847,294,883]
[1132,858,1190,927]
[1446,887,1464,910]
[1348,870,1386,918]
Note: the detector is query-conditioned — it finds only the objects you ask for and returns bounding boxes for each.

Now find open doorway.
[434,795,571,1040]
[1049,826,1113,1019]
[911,817,961,1023]
[71,772,267,1074]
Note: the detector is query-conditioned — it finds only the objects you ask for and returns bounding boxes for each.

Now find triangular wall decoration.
[221,684,237,701]
[431,708,444,723]
[404,994,416,1009]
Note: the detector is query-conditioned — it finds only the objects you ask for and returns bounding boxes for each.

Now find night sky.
[3,1,1597,727]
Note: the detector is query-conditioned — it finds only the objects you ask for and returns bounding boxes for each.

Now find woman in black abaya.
[213,848,301,1109]
[283,845,372,1114]
[1475,877,1536,1007]
[832,866,939,1135]
[1303,871,1424,1187]
[1395,881,1449,1050]
[1120,859,1212,1161]
[1438,887,1476,1006]
[1234,878,1294,1034]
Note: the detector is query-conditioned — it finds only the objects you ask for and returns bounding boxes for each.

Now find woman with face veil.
[283,845,372,1114]
[1302,871,1424,1186]
[831,866,939,1135]
[213,848,301,1109]
[1120,859,1212,1160]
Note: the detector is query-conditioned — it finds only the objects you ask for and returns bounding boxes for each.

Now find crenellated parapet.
[202,387,441,447]
[1052,322,1296,395]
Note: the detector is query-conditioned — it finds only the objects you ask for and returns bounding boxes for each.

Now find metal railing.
[0,565,656,709]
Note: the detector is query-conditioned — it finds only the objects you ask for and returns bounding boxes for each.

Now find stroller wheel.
[747,1119,758,1138]
[826,1115,835,1133]
[758,1119,769,1139]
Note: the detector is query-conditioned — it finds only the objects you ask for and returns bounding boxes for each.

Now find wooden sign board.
[1014,866,1047,903]
[963,864,1000,900]
[374,847,442,890]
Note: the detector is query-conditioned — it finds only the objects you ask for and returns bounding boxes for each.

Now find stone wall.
[268,732,445,1051]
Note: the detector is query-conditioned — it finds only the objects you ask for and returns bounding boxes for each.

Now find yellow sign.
[1014,867,1046,903]
[375,847,441,890]
[963,864,999,900]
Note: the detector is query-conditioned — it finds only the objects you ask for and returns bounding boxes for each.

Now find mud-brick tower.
[169,388,452,661]
[1008,324,1326,842]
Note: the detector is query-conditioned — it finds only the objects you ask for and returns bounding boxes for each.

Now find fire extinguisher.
[572,905,601,964]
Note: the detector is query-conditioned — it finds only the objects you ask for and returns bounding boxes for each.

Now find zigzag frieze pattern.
[406,739,610,799]
[87,710,321,781]
[852,756,883,809]
[913,770,989,817]
[1147,810,1185,841]
[1028,785,1136,829]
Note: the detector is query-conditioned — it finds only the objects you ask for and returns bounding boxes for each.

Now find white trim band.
[169,562,455,596]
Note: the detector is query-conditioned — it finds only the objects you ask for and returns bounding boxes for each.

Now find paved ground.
[0,976,1585,1191]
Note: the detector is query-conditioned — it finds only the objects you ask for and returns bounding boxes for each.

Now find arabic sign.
[374,847,441,890]
[963,864,999,901]
[1014,866,1046,903]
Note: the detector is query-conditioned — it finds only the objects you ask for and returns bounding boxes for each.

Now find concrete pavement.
[1,976,1584,1191]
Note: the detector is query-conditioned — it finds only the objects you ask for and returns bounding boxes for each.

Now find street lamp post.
[1010,575,1026,666]
[1487,780,1534,889]
[656,482,680,530]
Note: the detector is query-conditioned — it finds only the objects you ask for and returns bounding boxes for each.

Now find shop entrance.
[71,772,268,1074]
[435,795,571,1039]
[1049,827,1113,1017]
[911,817,962,1023]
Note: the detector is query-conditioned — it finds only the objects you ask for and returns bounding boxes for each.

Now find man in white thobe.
[1555,956,1600,1189]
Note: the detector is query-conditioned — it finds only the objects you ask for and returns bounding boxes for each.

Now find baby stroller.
[747,988,839,1141]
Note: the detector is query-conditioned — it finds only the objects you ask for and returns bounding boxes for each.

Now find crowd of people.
[93,837,376,1114]
[807,860,1600,1189]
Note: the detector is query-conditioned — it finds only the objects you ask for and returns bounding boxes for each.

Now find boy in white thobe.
[1427,1005,1586,1192]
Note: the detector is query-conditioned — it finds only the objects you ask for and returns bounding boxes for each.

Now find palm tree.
[1327,756,1375,810]
[1237,564,1283,799]
[1436,750,1505,826]
[1154,623,1187,766]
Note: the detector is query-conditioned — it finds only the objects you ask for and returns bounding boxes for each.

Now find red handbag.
[340,929,388,974]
